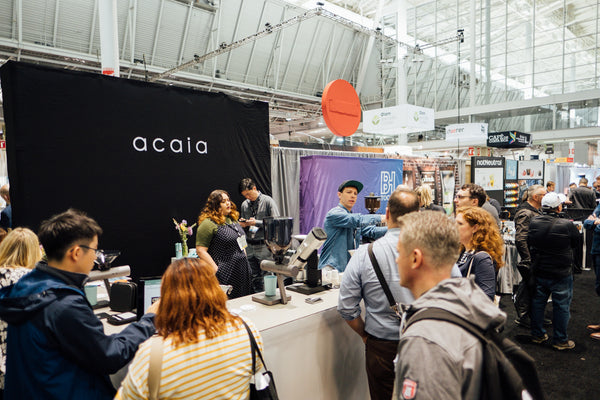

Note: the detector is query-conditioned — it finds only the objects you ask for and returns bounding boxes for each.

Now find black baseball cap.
[338,180,363,193]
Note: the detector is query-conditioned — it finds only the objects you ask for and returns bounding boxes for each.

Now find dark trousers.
[593,255,600,296]
[246,243,272,293]
[365,334,399,400]
[514,263,533,319]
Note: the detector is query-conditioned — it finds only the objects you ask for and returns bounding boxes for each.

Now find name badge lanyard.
[228,222,248,251]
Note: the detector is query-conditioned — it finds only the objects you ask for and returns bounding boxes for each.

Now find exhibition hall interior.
[0,0,600,399]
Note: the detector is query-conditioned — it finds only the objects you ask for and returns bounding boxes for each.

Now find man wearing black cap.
[318,180,386,272]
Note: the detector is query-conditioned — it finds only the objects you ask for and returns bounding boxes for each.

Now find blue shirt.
[338,228,464,340]
[337,228,413,340]
[318,204,386,272]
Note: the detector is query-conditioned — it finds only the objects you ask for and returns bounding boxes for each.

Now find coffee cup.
[264,275,277,297]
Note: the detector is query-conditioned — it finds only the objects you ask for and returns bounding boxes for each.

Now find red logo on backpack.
[402,378,418,399]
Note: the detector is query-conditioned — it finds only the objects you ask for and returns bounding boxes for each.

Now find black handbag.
[242,320,279,400]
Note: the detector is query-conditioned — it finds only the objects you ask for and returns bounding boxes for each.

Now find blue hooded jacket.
[583,204,600,254]
[0,262,155,400]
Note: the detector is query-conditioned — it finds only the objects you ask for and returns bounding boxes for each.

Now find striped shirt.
[115,316,263,400]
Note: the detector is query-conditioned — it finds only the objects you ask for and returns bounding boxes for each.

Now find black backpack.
[405,307,545,400]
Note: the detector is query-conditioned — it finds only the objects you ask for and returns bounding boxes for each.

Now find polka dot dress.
[208,223,252,299]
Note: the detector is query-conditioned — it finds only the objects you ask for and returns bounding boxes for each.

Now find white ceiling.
[0,0,599,151]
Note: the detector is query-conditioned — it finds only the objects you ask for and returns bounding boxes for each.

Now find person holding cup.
[318,180,386,273]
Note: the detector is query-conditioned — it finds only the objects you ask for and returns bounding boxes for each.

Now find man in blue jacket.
[318,180,386,272]
[583,204,600,340]
[0,209,158,400]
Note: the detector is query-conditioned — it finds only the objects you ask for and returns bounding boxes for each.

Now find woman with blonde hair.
[0,228,42,393]
[455,206,504,300]
[196,189,252,298]
[116,258,263,400]
[414,185,445,213]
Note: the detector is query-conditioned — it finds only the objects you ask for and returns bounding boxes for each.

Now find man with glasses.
[238,178,280,293]
[0,209,158,400]
[454,183,500,228]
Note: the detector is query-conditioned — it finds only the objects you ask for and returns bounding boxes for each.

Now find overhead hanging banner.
[486,131,531,148]
[445,123,487,142]
[363,104,434,135]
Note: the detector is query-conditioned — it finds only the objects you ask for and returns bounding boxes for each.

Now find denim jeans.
[530,274,573,343]
[594,255,600,296]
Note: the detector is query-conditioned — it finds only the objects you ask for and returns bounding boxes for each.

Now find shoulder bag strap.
[242,319,267,372]
[148,335,164,400]
[405,307,487,341]
[466,251,478,278]
[367,243,401,318]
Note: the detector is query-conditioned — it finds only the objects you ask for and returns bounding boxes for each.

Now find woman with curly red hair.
[116,258,262,399]
[455,206,504,300]
[195,190,252,298]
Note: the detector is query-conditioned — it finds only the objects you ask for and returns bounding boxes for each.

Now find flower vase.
[182,241,189,257]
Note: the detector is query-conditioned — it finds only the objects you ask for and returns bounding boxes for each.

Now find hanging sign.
[363,104,434,135]
[321,79,361,137]
[486,131,531,148]
[445,123,487,142]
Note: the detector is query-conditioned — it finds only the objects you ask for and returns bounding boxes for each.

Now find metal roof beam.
[149,6,413,83]
[150,0,165,64]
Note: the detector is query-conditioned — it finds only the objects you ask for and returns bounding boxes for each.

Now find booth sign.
[486,131,531,148]
[363,104,434,135]
[546,157,574,163]
[445,123,487,142]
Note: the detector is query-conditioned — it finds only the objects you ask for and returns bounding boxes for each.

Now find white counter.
[228,285,368,400]
[102,285,368,400]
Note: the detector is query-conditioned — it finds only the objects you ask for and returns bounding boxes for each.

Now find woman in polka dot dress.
[196,190,252,299]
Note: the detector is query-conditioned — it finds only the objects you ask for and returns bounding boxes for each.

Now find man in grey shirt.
[239,178,280,293]
[394,212,506,400]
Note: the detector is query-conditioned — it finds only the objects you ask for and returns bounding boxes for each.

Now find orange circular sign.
[321,79,361,137]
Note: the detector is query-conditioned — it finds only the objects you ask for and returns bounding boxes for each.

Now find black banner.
[1,61,270,279]
[487,131,531,148]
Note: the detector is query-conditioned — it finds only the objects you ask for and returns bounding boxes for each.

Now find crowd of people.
[0,175,596,399]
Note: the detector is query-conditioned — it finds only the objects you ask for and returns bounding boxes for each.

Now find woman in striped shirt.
[116,258,263,400]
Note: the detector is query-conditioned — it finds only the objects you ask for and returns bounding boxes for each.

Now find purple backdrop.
[299,156,403,234]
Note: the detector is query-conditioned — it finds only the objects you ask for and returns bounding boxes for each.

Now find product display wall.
[0,61,270,279]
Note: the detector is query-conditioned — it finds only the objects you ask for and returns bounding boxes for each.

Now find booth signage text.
[486,131,531,148]
[363,104,434,135]
[474,158,503,167]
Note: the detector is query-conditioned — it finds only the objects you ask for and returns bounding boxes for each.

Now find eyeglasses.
[79,244,105,264]
[455,194,472,200]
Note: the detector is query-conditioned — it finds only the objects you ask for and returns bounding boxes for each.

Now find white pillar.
[98,0,120,77]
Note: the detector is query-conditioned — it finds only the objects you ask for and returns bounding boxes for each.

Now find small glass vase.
[182,240,189,257]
